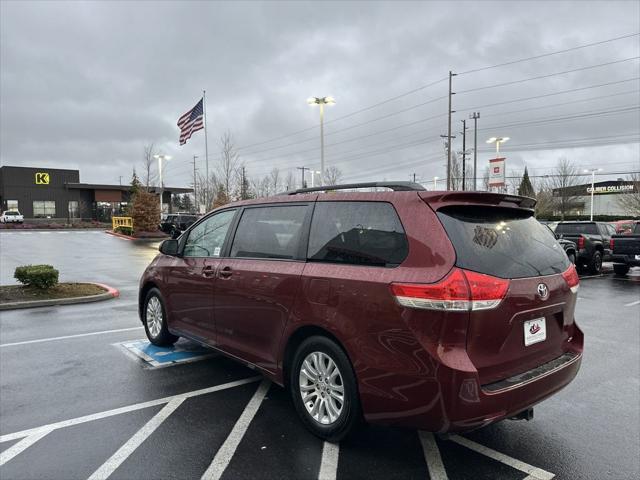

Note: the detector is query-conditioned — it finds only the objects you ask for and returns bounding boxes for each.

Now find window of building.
[7,200,18,210]
[68,201,79,218]
[307,202,408,267]
[33,201,56,218]
[183,210,236,257]
[230,205,308,260]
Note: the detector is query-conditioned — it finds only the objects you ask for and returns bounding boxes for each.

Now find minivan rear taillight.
[390,268,509,311]
[561,264,580,294]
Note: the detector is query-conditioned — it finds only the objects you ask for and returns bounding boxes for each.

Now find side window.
[183,210,236,257]
[307,201,408,267]
[607,225,616,236]
[230,205,308,259]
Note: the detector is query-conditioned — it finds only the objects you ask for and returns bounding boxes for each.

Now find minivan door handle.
[202,265,216,278]
[218,266,233,279]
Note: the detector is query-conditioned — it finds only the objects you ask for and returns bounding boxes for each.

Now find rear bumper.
[358,323,583,433]
[611,254,640,266]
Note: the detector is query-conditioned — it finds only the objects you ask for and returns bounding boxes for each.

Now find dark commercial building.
[552,179,638,217]
[0,165,192,222]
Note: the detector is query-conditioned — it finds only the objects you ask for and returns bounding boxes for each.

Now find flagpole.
[203,89,210,210]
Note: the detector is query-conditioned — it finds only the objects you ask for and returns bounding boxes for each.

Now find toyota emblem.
[537,283,549,300]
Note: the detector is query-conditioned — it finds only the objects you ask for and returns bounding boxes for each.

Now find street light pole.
[470,112,480,190]
[307,96,335,185]
[433,176,439,190]
[585,168,602,221]
[153,154,171,218]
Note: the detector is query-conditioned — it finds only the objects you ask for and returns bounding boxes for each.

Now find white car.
[0,210,24,224]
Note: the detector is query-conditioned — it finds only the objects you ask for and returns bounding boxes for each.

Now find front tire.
[290,336,361,442]
[588,250,603,275]
[143,288,178,346]
[613,264,630,276]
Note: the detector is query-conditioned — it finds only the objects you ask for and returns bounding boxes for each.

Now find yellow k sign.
[35,172,50,185]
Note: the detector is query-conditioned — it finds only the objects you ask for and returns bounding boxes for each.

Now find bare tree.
[450,152,462,191]
[616,173,640,216]
[218,131,240,203]
[269,168,281,194]
[544,157,582,220]
[534,188,554,218]
[482,166,490,191]
[284,170,296,191]
[324,166,343,186]
[142,143,158,190]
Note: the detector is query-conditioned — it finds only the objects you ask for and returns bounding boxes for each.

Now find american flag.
[177,98,204,145]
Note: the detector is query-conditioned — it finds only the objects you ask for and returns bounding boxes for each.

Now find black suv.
[159,214,198,236]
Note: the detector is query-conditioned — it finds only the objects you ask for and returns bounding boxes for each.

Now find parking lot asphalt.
[1,230,639,480]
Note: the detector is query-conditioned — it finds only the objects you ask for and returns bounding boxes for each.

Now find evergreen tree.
[518,167,535,198]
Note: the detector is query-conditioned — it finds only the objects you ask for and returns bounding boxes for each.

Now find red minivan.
[138,182,583,441]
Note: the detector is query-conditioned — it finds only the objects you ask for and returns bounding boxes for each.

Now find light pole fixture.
[153,153,172,218]
[486,136,510,155]
[307,96,335,185]
[584,168,602,221]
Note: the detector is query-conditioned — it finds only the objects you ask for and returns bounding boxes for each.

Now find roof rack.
[279,181,426,195]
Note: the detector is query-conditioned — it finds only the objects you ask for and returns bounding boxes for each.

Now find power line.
[457,32,640,75]
[457,57,640,94]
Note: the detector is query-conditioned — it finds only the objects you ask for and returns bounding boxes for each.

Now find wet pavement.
[0,230,638,480]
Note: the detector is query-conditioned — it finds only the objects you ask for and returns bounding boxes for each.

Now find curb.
[104,230,167,242]
[0,283,120,311]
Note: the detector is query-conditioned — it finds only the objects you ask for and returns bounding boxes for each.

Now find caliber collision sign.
[488,158,505,187]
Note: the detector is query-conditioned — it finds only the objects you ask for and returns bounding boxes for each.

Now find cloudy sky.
[1,0,639,191]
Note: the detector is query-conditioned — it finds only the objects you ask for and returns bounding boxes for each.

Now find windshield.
[437,206,569,279]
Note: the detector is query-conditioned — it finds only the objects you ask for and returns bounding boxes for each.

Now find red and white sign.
[488,157,506,187]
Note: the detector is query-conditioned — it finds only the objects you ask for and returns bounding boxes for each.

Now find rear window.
[307,201,408,267]
[5,211,19,216]
[437,206,569,279]
[555,223,598,235]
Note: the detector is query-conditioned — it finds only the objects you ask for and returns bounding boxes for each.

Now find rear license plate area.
[524,317,546,346]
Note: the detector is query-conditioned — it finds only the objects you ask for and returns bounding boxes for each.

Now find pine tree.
[518,167,535,198]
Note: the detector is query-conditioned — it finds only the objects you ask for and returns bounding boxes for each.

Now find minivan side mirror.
[159,239,179,256]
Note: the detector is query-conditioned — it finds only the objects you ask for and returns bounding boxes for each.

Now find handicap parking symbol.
[117,339,217,369]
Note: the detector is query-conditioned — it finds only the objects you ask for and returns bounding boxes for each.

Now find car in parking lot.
[610,220,640,276]
[138,182,583,441]
[158,213,198,236]
[555,221,615,274]
[0,210,24,224]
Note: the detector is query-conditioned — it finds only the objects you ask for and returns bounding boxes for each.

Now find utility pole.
[460,119,468,191]
[118,176,123,186]
[470,112,480,191]
[446,71,456,190]
[240,166,247,200]
[297,166,309,189]
[192,155,198,213]
[412,173,417,183]
[440,134,456,188]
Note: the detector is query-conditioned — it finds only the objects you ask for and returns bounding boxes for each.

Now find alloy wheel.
[146,296,163,338]
[299,351,345,425]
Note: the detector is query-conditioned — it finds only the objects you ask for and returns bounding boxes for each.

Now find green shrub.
[14,265,59,290]
[115,225,134,236]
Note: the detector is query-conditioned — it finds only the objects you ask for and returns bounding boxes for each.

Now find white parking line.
[318,441,339,480]
[0,327,143,348]
[87,398,185,480]
[450,435,554,480]
[200,379,271,480]
[419,432,448,480]
[0,376,262,443]
[624,300,640,307]
[0,429,52,466]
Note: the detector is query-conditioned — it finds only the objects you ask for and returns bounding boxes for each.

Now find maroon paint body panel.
[139,189,583,433]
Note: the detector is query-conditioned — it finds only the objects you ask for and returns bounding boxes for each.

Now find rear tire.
[613,264,630,276]
[588,251,602,275]
[567,252,576,265]
[143,288,179,346]
[290,336,361,442]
